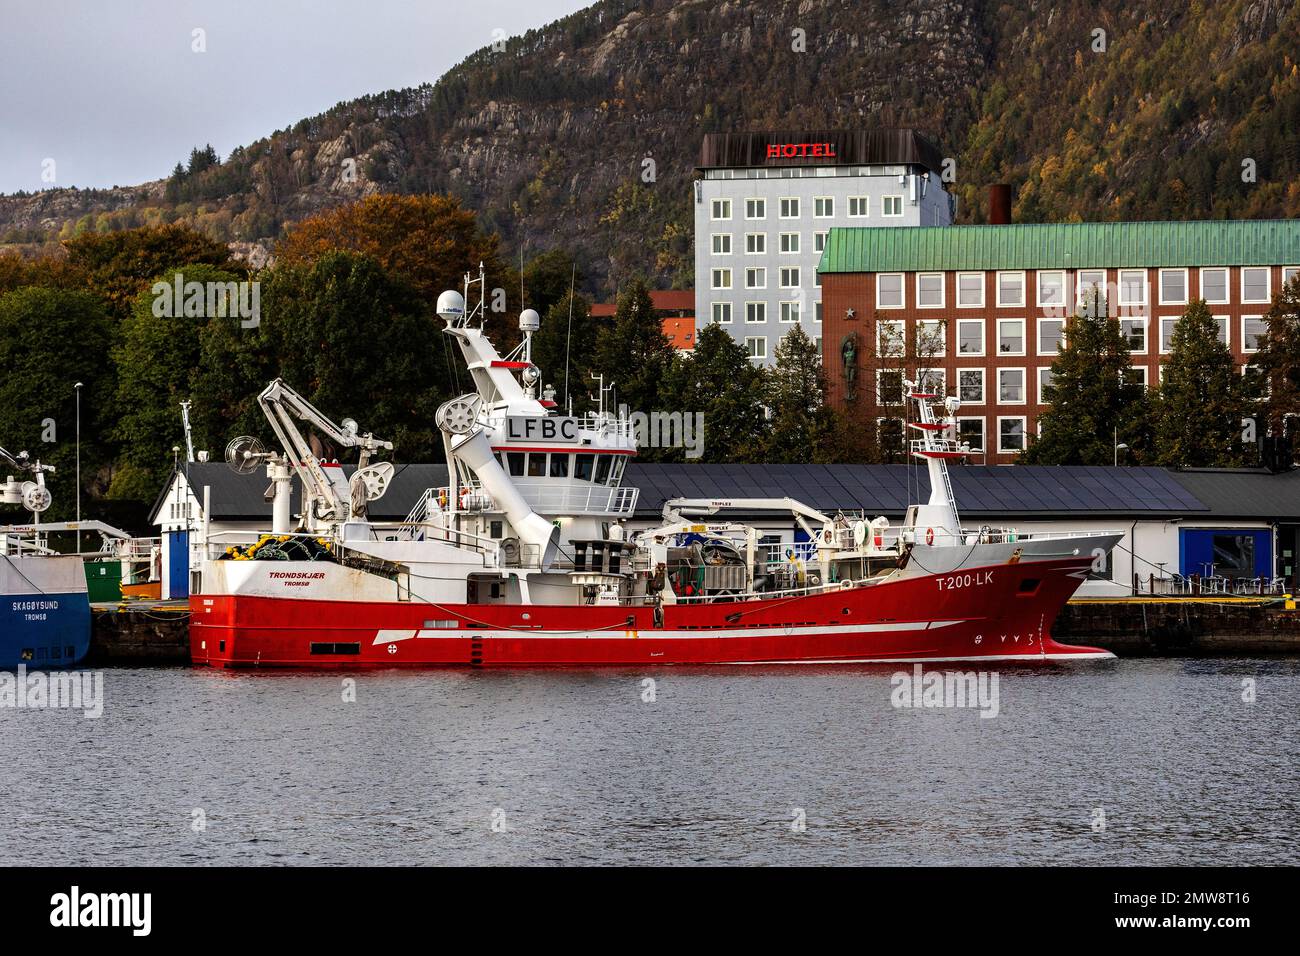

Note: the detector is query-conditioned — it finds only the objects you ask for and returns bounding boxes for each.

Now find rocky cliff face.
[3,0,1299,291]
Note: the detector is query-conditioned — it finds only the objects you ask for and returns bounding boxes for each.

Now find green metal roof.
[818,220,1300,274]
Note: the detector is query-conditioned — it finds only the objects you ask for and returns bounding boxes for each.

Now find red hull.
[189,556,1111,668]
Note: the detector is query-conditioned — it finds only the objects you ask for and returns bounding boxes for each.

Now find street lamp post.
[74,381,83,554]
[1113,425,1129,467]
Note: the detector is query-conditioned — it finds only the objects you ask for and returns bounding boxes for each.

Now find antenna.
[563,262,575,407]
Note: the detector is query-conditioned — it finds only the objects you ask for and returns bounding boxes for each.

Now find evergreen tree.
[531,292,597,414]
[667,323,766,463]
[1152,299,1250,466]
[1251,273,1300,436]
[1021,291,1146,464]
[762,325,851,463]
[591,279,678,417]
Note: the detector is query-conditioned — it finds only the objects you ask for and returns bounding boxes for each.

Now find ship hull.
[190,554,1111,668]
[1,555,92,669]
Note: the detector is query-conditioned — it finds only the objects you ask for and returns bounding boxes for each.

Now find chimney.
[988,184,1013,225]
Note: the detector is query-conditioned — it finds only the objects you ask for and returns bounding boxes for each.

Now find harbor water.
[3,657,1297,866]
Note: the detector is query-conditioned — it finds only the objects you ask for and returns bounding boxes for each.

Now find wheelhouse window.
[507,452,526,476]
[574,454,595,481]
[549,454,569,478]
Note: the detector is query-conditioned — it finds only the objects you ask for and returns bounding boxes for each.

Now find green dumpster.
[84,560,123,603]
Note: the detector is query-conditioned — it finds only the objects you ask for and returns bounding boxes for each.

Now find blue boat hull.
[0,556,91,669]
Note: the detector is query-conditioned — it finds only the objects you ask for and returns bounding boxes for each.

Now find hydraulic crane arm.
[256,379,392,523]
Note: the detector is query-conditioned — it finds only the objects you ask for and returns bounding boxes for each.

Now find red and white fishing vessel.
[189,269,1121,668]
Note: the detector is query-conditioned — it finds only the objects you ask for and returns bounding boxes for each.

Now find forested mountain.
[2,0,1299,293]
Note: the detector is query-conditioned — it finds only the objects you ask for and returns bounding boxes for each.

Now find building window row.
[710,194,906,223]
[871,266,1294,311]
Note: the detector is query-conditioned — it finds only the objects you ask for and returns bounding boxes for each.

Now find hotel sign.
[765,142,837,160]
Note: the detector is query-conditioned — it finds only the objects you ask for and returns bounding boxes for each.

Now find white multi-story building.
[694,130,954,366]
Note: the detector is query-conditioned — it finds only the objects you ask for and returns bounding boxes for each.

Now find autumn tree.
[1151,299,1251,466]
[666,323,766,463]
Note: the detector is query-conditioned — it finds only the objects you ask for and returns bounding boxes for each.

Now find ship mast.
[904,380,966,544]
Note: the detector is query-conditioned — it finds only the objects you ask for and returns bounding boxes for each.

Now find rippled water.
[3,658,1298,865]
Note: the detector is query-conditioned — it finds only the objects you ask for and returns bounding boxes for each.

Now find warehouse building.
[694,129,954,366]
[152,462,1300,600]
[817,219,1300,462]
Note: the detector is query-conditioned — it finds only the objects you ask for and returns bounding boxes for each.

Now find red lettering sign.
[766,142,837,161]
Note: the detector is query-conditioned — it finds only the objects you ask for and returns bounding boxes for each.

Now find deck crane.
[224,380,394,534]
[0,444,54,519]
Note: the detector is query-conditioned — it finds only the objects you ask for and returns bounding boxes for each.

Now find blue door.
[168,530,189,599]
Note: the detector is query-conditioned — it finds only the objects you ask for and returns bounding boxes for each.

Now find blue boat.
[1,445,92,669]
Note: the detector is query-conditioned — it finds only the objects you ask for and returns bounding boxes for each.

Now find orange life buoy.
[823,529,832,543]
[925,527,935,546]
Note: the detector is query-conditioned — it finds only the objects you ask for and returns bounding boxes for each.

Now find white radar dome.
[519,309,540,332]
[437,290,466,322]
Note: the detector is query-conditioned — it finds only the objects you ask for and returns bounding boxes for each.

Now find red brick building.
[818,220,1300,463]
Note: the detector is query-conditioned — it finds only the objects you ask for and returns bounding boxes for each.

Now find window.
[527,454,547,477]
[814,301,823,323]
[1286,267,1300,286]
[549,454,569,478]
[957,369,985,403]
[877,320,904,357]
[1037,367,1055,404]
[1213,314,1230,346]
[745,198,766,219]
[711,268,731,290]
[745,336,766,361]
[745,232,766,254]
[574,454,594,481]
[916,319,945,357]
[997,319,1025,354]
[711,233,731,255]
[1118,269,1147,307]
[1120,317,1147,353]
[1036,271,1066,308]
[848,196,869,218]
[779,266,800,288]
[996,271,1025,307]
[916,273,945,308]
[779,197,799,219]
[876,273,904,308]
[710,302,732,325]
[882,195,903,217]
[1077,270,1108,311]
[998,417,1027,453]
[745,267,766,289]
[957,319,984,356]
[1242,267,1270,304]
[1159,316,1178,354]
[745,302,766,324]
[813,231,828,253]
[956,272,984,308]
[1159,268,1188,305]
[779,232,800,254]
[876,417,905,452]
[998,368,1025,404]
[814,197,834,218]
[1242,315,1267,352]
[1200,267,1229,304]
[917,368,946,395]
[780,301,801,323]
[877,369,904,404]
[1123,366,1147,389]
[507,452,525,476]
[710,198,731,220]
[1037,318,1066,355]
[957,417,985,452]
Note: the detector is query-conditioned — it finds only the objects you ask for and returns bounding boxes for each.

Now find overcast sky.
[0,0,590,194]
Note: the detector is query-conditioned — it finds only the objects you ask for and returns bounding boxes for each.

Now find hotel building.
[694,130,954,366]
[818,220,1300,463]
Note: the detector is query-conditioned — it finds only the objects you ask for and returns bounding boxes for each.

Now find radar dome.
[519,309,540,332]
[437,290,466,322]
